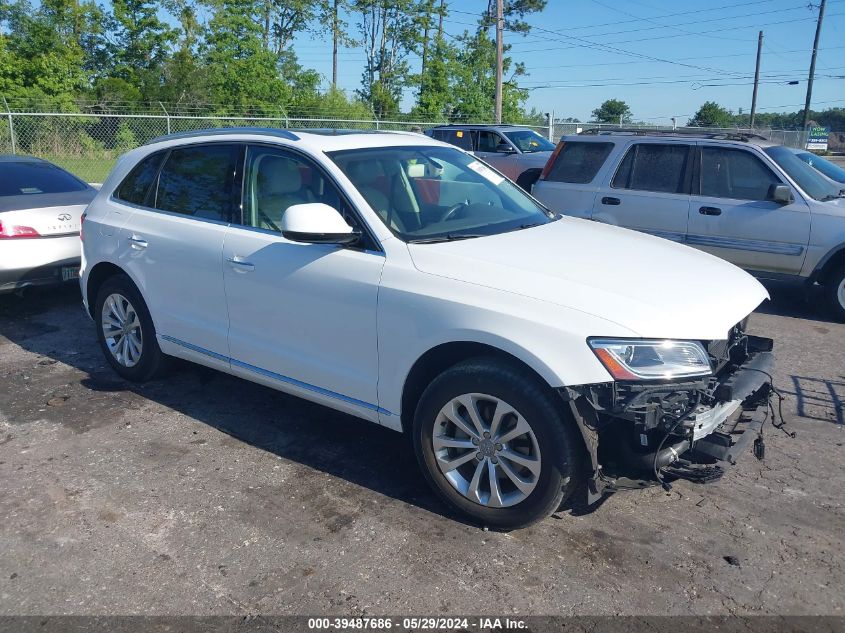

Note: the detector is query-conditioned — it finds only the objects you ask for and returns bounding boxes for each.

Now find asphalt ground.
[0,282,842,616]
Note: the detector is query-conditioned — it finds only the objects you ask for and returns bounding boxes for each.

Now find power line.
[448,0,777,35]
[516,46,845,70]
[508,12,843,53]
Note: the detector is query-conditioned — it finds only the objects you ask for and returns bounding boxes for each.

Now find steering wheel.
[441,202,468,222]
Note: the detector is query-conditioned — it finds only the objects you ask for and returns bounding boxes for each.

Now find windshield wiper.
[407,233,488,244]
[820,192,845,201]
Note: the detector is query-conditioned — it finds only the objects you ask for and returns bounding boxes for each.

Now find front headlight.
[588,338,712,381]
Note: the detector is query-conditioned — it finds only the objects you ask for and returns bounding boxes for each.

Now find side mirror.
[280,203,359,245]
[496,142,516,154]
[767,184,793,204]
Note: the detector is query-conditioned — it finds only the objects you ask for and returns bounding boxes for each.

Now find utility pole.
[750,30,763,127]
[331,0,338,89]
[803,0,826,130]
[494,0,504,124]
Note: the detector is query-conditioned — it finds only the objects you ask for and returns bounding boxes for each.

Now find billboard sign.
[806,125,830,151]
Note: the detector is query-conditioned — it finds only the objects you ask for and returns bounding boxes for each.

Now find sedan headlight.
[588,338,712,381]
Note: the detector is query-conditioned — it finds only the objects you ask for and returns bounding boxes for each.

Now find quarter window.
[153,144,238,222]
[242,147,349,233]
[115,153,165,206]
[544,142,613,184]
[701,147,781,201]
[612,143,691,194]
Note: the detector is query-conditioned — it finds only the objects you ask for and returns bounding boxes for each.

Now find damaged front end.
[563,319,775,503]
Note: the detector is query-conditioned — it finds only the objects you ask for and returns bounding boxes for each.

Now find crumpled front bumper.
[565,334,775,502]
[687,337,773,463]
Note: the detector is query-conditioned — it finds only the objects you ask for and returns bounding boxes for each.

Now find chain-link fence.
[0,107,824,184]
[0,111,478,183]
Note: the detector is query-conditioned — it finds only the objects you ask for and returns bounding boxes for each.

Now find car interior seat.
[255,155,314,231]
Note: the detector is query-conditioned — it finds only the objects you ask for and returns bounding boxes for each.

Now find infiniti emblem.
[57,213,72,221]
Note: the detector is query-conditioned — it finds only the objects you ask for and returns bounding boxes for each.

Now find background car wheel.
[95,274,166,382]
[825,264,845,322]
[412,357,583,530]
[516,168,542,192]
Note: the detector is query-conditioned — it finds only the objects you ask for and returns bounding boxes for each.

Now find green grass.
[49,156,118,184]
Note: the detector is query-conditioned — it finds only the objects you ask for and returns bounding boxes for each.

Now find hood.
[816,195,845,217]
[521,151,553,166]
[408,217,769,341]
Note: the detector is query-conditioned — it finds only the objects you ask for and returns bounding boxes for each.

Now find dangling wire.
[741,367,797,439]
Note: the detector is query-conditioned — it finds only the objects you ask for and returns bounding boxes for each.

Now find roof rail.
[147,127,300,145]
[579,127,768,142]
[434,123,534,129]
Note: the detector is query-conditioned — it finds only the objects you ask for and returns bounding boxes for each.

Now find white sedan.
[0,155,96,293]
[80,128,773,528]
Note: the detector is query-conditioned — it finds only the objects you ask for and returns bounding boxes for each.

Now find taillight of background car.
[540,141,565,180]
[0,220,41,239]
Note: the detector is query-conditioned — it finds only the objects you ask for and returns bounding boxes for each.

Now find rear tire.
[516,168,542,192]
[824,264,845,322]
[412,357,583,530]
[94,274,166,382]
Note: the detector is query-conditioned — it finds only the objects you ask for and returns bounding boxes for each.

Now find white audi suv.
[80,128,774,528]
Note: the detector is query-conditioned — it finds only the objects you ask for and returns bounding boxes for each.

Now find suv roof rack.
[148,127,300,145]
[579,128,768,142]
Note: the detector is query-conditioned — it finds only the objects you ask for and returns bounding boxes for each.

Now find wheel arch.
[813,244,845,285]
[86,261,134,318]
[399,341,559,434]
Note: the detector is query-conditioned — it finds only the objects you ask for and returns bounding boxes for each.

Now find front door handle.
[226,256,255,272]
[128,235,148,249]
[601,196,621,206]
[699,206,722,216]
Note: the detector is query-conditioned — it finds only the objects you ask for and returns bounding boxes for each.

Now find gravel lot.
[0,283,842,616]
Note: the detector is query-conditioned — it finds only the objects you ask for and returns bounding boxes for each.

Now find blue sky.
[290,0,845,123]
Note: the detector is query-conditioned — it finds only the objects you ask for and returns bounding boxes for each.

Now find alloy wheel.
[101,293,143,368]
[432,393,541,508]
[838,277,845,311]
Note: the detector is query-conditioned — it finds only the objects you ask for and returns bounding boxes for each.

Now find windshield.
[329,145,556,242]
[794,151,845,184]
[764,146,842,201]
[0,161,89,197]
[503,130,556,153]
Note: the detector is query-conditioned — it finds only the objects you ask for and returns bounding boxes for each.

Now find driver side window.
[242,147,344,232]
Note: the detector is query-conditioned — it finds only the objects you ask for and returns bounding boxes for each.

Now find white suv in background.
[82,128,774,529]
[532,130,845,320]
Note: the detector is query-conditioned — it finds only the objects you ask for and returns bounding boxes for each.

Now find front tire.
[825,264,845,322]
[95,274,166,382]
[412,357,583,530]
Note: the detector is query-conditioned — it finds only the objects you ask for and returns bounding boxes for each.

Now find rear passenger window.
[612,144,690,194]
[439,130,473,150]
[544,142,613,184]
[115,153,164,206]
[153,145,238,222]
[701,147,781,200]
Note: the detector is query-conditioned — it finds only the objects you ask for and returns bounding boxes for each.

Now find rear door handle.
[226,256,255,272]
[699,206,722,216]
[128,235,148,249]
[601,197,621,206]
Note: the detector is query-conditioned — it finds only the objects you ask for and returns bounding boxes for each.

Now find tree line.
[0,0,548,121]
[588,98,844,131]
